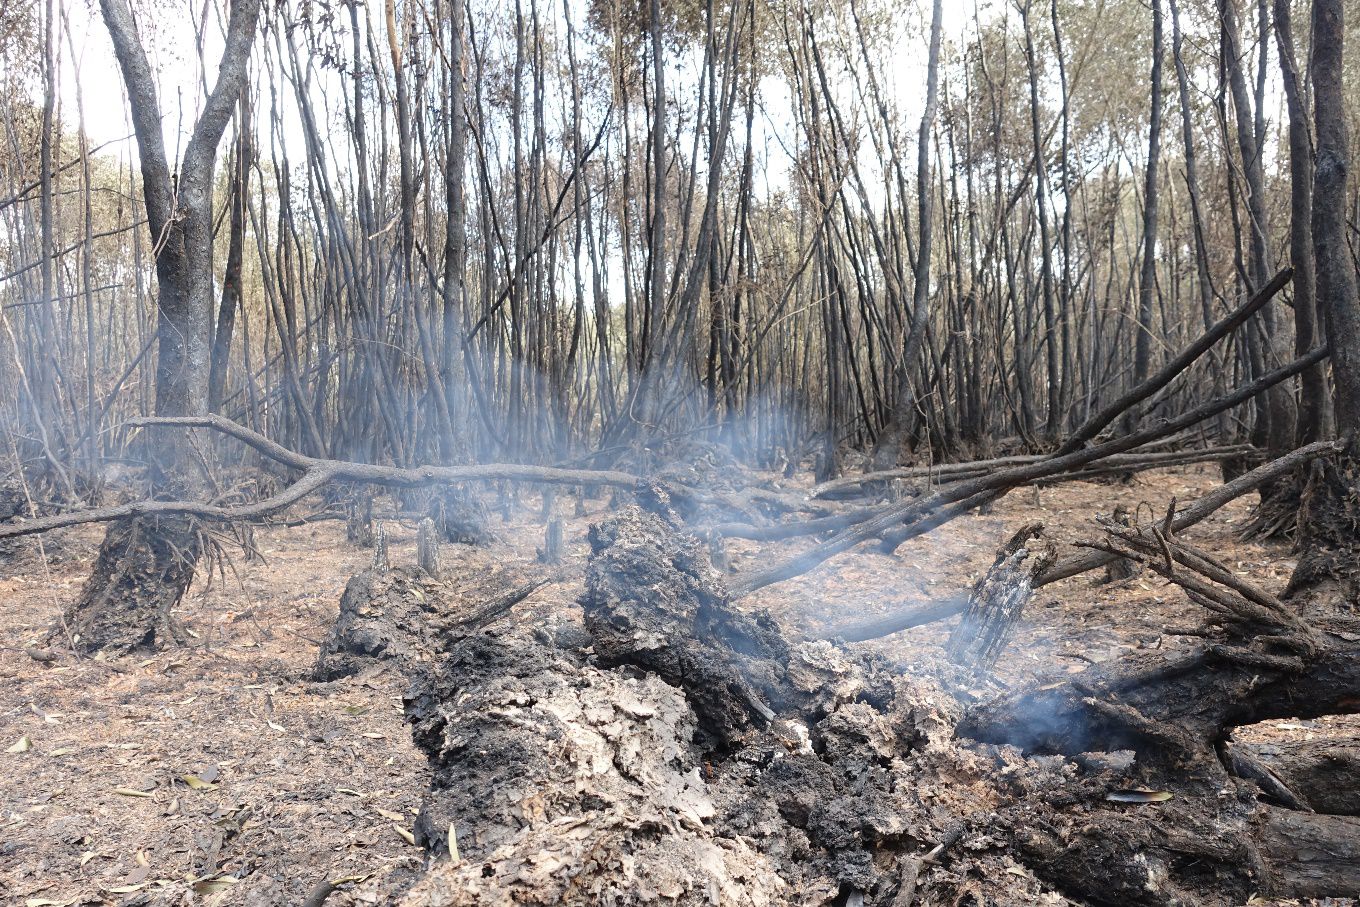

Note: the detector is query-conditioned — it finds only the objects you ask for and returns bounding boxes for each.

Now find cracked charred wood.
[1218,740,1312,812]
[314,567,452,681]
[401,505,982,906]
[581,505,863,745]
[400,631,785,901]
[946,524,1052,669]
[315,562,548,682]
[958,626,1360,904]
[1006,790,1360,906]
[1245,738,1360,816]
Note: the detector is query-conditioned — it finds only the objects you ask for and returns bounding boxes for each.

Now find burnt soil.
[1,465,1356,905]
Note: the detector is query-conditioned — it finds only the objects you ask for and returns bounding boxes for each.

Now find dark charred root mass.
[59,515,200,656]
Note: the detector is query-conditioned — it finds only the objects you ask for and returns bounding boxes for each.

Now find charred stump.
[315,561,547,682]
[417,517,443,578]
[0,478,27,559]
[60,515,201,655]
[946,523,1050,670]
[432,486,491,545]
[345,490,375,547]
[1285,452,1360,610]
[315,567,452,681]
[1101,505,1141,583]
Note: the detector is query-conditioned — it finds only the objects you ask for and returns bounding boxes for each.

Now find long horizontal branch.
[809,444,1253,503]
[0,415,647,540]
[718,447,1252,544]
[819,438,1343,643]
[729,348,1328,598]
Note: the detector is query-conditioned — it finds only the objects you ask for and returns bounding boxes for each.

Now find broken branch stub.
[946,523,1051,670]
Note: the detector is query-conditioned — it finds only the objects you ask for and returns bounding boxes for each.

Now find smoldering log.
[399,504,1010,906]
[580,505,866,745]
[400,631,790,905]
[953,513,1360,903]
[314,567,453,681]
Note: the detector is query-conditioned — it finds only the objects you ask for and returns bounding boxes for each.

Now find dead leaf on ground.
[193,876,239,894]
[1106,789,1173,803]
[112,787,155,798]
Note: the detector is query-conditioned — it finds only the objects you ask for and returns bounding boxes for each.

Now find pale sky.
[56,0,976,180]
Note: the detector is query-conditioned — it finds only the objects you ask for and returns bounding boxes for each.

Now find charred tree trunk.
[65,0,260,654]
[1288,0,1360,605]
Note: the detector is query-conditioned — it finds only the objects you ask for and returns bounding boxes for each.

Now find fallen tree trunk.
[394,499,1360,906]
[400,503,1002,906]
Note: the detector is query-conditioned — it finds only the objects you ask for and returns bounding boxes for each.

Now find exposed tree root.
[59,515,201,655]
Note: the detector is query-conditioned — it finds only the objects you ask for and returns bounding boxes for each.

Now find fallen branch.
[811,444,1254,500]
[1037,437,1344,585]
[819,438,1343,643]
[0,415,644,540]
[731,348,1328,598]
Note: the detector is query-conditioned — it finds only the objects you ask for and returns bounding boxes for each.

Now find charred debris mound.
[397,505,1030,906]
[347,500,1360,906]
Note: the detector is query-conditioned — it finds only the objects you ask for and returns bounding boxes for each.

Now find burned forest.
[5,0,1360,903]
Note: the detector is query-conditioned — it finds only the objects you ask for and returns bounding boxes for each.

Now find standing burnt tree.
[1294,0,1360,598]
[62,0,262,653]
